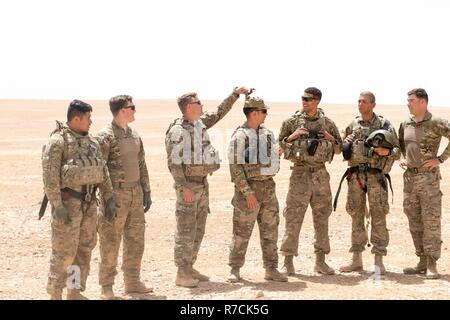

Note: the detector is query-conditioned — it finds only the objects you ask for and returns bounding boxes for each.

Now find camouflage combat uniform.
[279,108,342,256]
[42,121,113,295]
[228,122,280,269]
[96,121,151,287]
[343,113,400,256]
[399,111,450,260]
[165,92,239,267]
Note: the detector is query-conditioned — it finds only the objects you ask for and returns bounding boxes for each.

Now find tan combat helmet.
[365,129,396,150]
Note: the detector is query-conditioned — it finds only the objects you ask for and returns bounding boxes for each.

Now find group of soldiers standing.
[41,86,450,299]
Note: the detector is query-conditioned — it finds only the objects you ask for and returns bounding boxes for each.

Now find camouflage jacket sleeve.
[386,124,401,161]
[165,125,187,187]
[434,118,450,162]
[138,137,151,193]
[398,122,406,158]
[343,122,353,141]
[42,133,64,208]
[229,132,253,196]
[279,118,293,150]
[201,92,239,129]
[95,139,114,200]
[327,119,343,154]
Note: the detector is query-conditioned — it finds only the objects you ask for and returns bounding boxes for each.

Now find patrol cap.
[243,97,270,111]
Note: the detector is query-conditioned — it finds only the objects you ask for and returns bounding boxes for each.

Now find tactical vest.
[348,116,395,174]
[167,119,220,177]
[232,126,280,179]
[284,114,334,163]
[53,122,105,188]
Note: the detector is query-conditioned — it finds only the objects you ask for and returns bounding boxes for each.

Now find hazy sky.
[1,0,449,106]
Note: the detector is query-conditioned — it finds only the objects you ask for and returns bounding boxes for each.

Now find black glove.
[143,191,152,213]
[53,205,71,224]
[104,197,117,222]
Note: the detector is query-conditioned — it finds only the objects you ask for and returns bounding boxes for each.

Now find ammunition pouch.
[285,138,334,163]
[184,163,220,177]
[348,139,394,174]
[61,156,105,187]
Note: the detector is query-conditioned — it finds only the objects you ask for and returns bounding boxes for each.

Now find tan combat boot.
[314,253,335,275]
[374,255,386,275]
[339,252,363,273]
[403,256,427,275]
[425,257,440,279]
[49,289,62,300]
[100,285,115,300]
[281,255,295,276]
[66,288,88,300]
[226,267,241,283]
[264,267,288,282]
[189,265,210,282]
[175,266,199,288]
[124,280,153,294]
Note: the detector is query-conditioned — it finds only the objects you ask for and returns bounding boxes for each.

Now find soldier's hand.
[274,144,284,156]
[53,205,70,224]
[233,87,249,95]
[182,187,194,203]
[143,191,152,213]
[104,197,117,222]
[287,128,308,142]
[373,147,390,156]
[399,160,408,170]
[423,158,440,170]
[246,193,258,211]
[344,134,355,144]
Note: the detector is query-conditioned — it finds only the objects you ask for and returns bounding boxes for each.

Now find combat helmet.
[365,129,396,150]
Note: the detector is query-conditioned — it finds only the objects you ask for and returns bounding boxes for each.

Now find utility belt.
[61,186,98,214]
[290,165,325,173]
[406,167,434,174]
[112,181,139,189]
[186,176,208,184]
[333,164,393,211]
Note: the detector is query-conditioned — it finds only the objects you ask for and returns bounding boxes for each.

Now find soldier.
[165,87,248,287]
[337,91,400,275]
[96,95,153,299]
[226,97,287,283]
[42,100,116,300]
[399,88,450,279]
[278,87,342,276]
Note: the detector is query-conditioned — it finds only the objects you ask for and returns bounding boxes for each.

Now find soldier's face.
[302,93,319,114]
[253,110,267,124]
[73,112,92,134]
[358,95,375,115]
[407,94,424,116]
[122,101,136,123]
[187,99,203,120]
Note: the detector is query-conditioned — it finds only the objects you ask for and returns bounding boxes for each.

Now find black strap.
[38,194,48,220]
[333,168,350,211]
[61,186,97,214]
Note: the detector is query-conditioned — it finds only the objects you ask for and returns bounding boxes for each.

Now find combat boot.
[339,252,363,273]
[66,288,88,300]
[175,266,199,288]
[264,267,288,282]
[281,255,295,276]
[314,253,335,275]
[374,255,386,275]
[403,256,427,275]
[100,285,115,300]
[49,289,62,300]
[226,267,241,283]
[189,265,210,282]
[124,280,153,294]
[425,257,440,279]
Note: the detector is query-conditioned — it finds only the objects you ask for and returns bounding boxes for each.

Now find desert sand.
[1,98,450,300]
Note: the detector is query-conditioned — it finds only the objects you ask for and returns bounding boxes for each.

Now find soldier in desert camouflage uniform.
[399,88,450,279]
[226,96,287,283]
[165,87,248,287]
[42,100,116,300]
[96,95,153,299]
[278,87,342,276]
[337,92,400,275]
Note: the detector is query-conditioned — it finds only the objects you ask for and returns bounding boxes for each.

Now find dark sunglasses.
[301,96,315,102]
[123,105,136,111]
[189,100,202,106]
[259,109,267,114]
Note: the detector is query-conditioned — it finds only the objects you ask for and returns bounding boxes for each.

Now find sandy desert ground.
[1,97,450,300]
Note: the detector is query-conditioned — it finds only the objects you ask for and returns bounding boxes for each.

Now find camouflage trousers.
[174,179,210,267]
[280,166,332,256]
[229,178,280,269]
[404,168,442,260]
[98,184,145,286]
[346,172,389,256]
[47,197,97,295]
